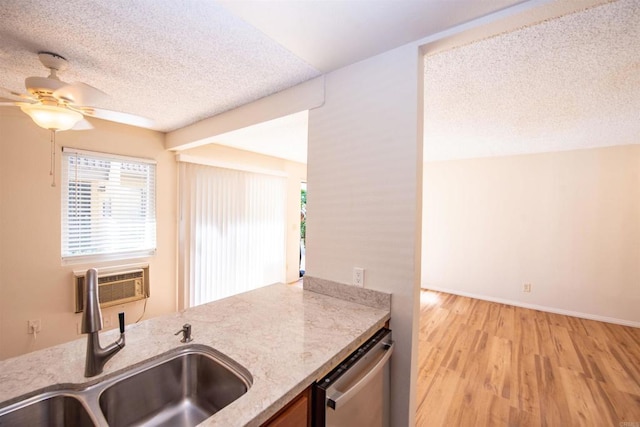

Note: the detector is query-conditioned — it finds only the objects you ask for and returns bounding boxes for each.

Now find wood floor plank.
[557,367,610,426]
[459,330,490,381]
[514,309,539,357]
[510,345,540,414]
[508,405,541,427]
[547,323,584,373]
[596,380,640,424]
[466,298,492,331]
[416,367,462,427]
[535,354,573,427]
[495,304,516,341]
[416,290,640,426]
[599,344,640,395]
[483,336,512,399]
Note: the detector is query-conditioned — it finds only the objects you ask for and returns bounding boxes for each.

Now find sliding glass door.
[178,161,286,307]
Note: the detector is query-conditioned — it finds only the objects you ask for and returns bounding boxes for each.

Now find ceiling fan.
[0,51,154,131]
[1,52,155,187]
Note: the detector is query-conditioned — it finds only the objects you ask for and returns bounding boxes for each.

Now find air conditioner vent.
[74,265,149,313]
[98,279,135,303]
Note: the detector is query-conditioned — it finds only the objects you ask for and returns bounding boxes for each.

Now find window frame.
[61,147,157,264]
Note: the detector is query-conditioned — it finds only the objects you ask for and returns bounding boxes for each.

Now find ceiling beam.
[165,75,324,151]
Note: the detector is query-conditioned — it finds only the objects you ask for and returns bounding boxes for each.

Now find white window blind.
[178,161,286,307]
[61,148,157,260]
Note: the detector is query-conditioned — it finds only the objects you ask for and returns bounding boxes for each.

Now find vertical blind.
[179,161,286,307]
[61,148,157,259]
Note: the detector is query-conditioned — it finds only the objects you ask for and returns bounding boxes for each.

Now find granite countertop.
[0,282,390,426]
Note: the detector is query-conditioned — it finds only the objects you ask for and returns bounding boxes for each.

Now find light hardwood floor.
[416,290,640,426]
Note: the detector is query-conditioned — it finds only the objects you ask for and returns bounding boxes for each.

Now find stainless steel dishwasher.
[312,328,394,427]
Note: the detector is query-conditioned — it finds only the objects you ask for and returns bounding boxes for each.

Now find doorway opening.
[300,182,307,277]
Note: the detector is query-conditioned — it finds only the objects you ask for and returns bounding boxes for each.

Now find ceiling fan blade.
[1,101,36,107]
[72,118,94,130]
[0,87,36,103]
[81,107,154,128]
[53,82,107,107]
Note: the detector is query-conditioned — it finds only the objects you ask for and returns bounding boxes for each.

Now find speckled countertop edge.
[303,275,392,310]
[0,283,390,426]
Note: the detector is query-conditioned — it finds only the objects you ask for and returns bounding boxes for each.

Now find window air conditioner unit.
[74,265,150,313]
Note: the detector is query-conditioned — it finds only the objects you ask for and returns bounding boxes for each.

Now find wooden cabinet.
[262,386,311,427]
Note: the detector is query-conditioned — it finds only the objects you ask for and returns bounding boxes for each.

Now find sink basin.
[99,346,252,427]
[0,392,95,427]
[0,345,252,427]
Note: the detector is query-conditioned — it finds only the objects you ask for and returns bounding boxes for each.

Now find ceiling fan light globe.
[20,104,83,131]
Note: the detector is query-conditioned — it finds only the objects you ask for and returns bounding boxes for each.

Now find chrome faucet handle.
[175,323,193,343]
[83,268,126,377]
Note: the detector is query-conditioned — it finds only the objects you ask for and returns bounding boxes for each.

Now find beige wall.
[0,109,305,360]
[307,43,423,426]
[178,144,307,286]
[422,145,640,325]
[0,109,177,360]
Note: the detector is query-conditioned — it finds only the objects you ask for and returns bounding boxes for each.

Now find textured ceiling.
[217,0,525,72]
[424,0,640,161]
[3,1,633,163]
[0,0,320,132]
[0,0,525,139]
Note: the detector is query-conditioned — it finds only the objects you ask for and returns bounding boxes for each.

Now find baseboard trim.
[423,286,640,328]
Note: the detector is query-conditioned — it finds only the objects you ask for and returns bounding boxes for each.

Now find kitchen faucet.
[82,268,126,377]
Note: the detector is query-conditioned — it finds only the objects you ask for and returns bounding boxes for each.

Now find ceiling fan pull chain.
[50,129,56,187]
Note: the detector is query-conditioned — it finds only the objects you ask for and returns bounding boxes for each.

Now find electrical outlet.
[523,283,532,293]
[353,267,365,288]
[27,319,41,334]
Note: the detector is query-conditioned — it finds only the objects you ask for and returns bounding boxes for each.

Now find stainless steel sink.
[0,345,252,427]
[0,392,96,427]
[99,347,252,426]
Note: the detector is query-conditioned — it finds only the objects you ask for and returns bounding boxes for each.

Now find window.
[61,148,156,261]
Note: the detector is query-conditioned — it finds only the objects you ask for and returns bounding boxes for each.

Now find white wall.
[307,43,423,426]
[0,109,177,360]
[422,145,640,325]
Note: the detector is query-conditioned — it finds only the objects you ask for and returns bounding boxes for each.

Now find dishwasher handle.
[327,342,394,410]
